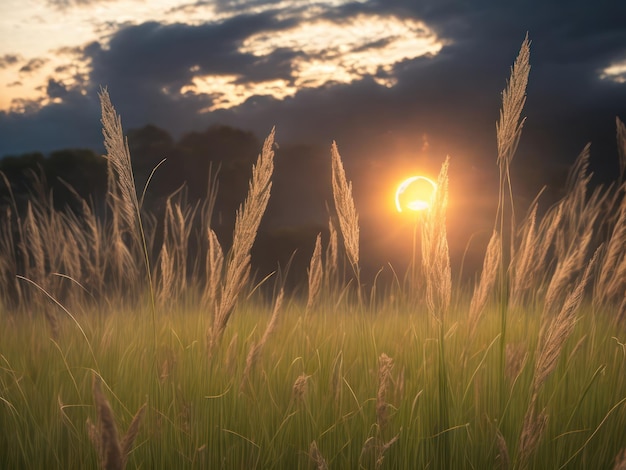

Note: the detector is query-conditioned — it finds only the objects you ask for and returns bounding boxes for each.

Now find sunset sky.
[0,0,624,157]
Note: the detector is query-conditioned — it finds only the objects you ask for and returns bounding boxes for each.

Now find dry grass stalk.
[157,244,174,307]
[330,142,359,273]
[517,403,547,469]
[375,434,400,470]
[469,230,501,336]
[376,353,394,433]
[224,332,239,375]
[306,233,323,312]
[208,128,276,351]
[159,346,176,383]
[325,216,338,290]
[331,351,343,406]
[202,228,224,311]
[309,441,328,470]
[421,157,452,323]
[240,289,284,391]
[495,427,510,470]
[87,374,146,470]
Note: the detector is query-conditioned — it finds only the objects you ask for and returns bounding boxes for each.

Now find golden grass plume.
[331,141,359,272]
[208,128,276,351]
[87,374,146,470]
[421,156,451,322]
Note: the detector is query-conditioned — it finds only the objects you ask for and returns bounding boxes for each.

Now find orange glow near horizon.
[394,175,437,212]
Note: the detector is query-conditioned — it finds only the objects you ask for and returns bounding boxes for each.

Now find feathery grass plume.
[23,203,46,288]
[100,88,141,246]
[240,289,284,391]
[202,228,224,310]
[158,195,196,305]
[469,230,501,337]
[306,233,323,312]
[495,427,510,470]
[22,203,59,337]
[376,353,394,434]
[554,145,601,259]
[596,193,625,306]
[517,406,548,469]
[505,342,528,383]
[330,142,360,278]
[208,128,276,351]
[421,157,452,323]
[157,244,174,308]
[617,117,626,183]
[325,216,338,290]
[511,202,563,306]
[309,441,328,470]
[535,249,598,392]
[100,88,156,342]
[87,374,146,470]
[496,34,531,242]
[543,229,592,318]
[292,373,309,403]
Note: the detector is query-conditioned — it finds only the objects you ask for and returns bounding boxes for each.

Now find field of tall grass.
[1,37,625,469]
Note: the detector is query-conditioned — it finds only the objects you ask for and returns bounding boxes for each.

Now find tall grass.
[0,36,625,469]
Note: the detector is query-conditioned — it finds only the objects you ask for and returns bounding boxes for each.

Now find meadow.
[1,37,625,469]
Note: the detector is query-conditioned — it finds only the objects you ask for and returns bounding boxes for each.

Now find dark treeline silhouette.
[0,124,333,292]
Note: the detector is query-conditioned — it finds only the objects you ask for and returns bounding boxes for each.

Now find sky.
[0,0,625,271]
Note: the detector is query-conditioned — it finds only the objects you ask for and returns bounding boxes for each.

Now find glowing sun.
[395,176,437,212]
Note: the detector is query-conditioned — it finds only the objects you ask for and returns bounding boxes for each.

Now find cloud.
[0,54,22,69]
[18,58,49,74]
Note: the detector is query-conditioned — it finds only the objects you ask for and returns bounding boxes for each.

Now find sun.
[395,176,437,212]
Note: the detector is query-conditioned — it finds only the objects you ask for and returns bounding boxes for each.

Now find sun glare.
[395,176,437,212]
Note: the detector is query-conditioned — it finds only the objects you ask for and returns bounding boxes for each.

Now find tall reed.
[99,88,157,344]
[495,35,531,412]
[208,128,276,352]
[330,142,360,302]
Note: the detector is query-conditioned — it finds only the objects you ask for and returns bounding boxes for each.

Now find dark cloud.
[0,54,22,69]
[46,79,68,99]
[19,58,48,74]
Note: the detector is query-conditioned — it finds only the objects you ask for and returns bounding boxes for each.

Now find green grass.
[1,296,625,469]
